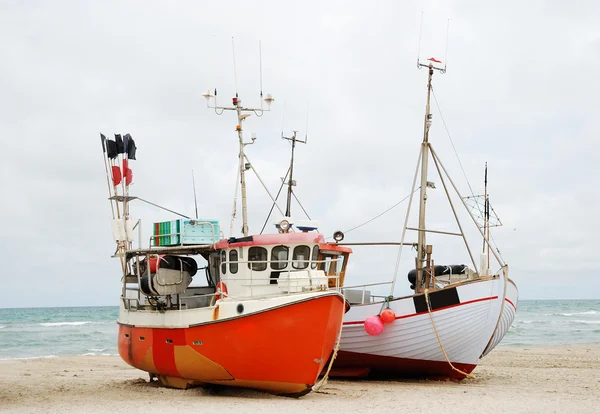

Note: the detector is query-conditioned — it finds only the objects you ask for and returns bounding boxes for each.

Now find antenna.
[444,19,450,69]
[201,42,275,237]
[280,100,286,132]
[281,130,307,219]
[416,11,424,64]
[416,14,449,74]
[192,169,199,219]
[259,40,263,103]
[304,101,310,143]
[232,37,239,96]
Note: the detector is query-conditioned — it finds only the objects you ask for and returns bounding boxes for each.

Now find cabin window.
[229,250,238,274]
[335,254,345,274]
[292,245,311,270]
[311,245,319,269]
[220,250,227,275]
[271,245,289,270]
[248,247,268,271]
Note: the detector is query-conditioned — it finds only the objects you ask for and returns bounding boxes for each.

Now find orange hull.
[118,293,344,396]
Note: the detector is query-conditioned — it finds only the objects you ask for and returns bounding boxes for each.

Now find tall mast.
[415,59,445,293]
[415,64,433,293]
[282,130,306,218]
[202,91,275,237]
[485,162,491,269]
[235,100,250,236]
[482,162,488,254]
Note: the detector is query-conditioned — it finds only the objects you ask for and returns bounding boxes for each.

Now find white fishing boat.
[327,58,519,379]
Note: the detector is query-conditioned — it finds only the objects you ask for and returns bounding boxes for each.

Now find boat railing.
[341,281,393,305]
[121,256,342,311]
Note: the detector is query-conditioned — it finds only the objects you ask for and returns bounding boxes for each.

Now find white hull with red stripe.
[332,274,512,379]
[480,277,519,357]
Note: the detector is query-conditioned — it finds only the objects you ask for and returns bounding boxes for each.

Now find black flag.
[115,134,124,154]
[125,134,137,160]
[100,133,106,152]
[122,134,129,154]
[106,139,118,159]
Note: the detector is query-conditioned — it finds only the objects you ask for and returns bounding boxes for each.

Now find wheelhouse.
[212,232,352,299]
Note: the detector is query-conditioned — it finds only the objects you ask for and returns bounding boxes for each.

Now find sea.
[0,300,599,360]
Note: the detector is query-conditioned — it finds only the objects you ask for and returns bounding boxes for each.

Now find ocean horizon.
[1,299,598,361]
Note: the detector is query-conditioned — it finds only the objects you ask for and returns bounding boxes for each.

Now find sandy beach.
[1,345,599,413]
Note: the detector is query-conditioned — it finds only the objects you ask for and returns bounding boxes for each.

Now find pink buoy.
[380,309,396,324]
[364,315,384,336]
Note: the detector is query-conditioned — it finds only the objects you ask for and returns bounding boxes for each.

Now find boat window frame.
[220,250,227,275]
[311,245,319,269]
[292,245,311,270]
[248,246,268,271]
[270,245,289,270]
[229,249,238,274]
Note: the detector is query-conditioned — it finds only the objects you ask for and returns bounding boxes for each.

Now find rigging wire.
[291,189,311,220]
[135,197,190,219]
[229,159,242,237]
[326,187,421,239]
[259,166,291,234]
[431,87,505,262]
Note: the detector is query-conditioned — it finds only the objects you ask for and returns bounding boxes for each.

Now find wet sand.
[1,345,599,413]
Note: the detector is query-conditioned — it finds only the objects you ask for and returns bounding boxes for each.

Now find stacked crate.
[153,219,220,246]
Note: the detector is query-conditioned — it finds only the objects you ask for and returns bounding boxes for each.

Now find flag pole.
[111,157,122,220]
[100,133,115,218]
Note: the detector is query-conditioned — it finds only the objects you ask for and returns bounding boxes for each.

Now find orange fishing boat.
[100,84,351,396]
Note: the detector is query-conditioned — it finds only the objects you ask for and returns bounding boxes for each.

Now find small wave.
[518,320,554,325]
[39,321,91,327]
[88,348,107,352]
[553,310,599,316]
[0,355,58,361]
[571,320,600,325]
[80,353,116,357]
[0,325,5,329]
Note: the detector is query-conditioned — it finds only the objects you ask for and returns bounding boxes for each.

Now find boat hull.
[480,277,519,357]
[118,292,345,396]
[331,276,508,379]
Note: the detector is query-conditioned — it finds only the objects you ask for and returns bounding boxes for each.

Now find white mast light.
[264,94,275,109]
[202,89,214,104]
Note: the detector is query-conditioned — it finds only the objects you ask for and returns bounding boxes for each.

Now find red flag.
[122,159,133,185]
[111,165,122,186]
[428,57,442,63]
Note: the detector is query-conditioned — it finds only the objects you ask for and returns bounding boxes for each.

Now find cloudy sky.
[0,0,598,308]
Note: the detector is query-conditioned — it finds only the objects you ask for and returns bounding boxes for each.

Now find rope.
[312,295,346,393]
[423,288,475,379]
[378,295,393,314]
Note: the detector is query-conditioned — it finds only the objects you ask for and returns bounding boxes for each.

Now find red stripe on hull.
[118,294,345,395]
[505,298,516,311]
[329,351,476,380]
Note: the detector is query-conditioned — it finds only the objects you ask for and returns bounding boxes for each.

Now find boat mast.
[485,162,491,269]
[236,100,251,236]
[482,162,488,254]
[415,59,445,293]
[202,92,274,236]
[282,130,307,218]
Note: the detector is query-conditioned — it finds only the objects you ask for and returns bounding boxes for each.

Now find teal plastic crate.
[153,219,220,246]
